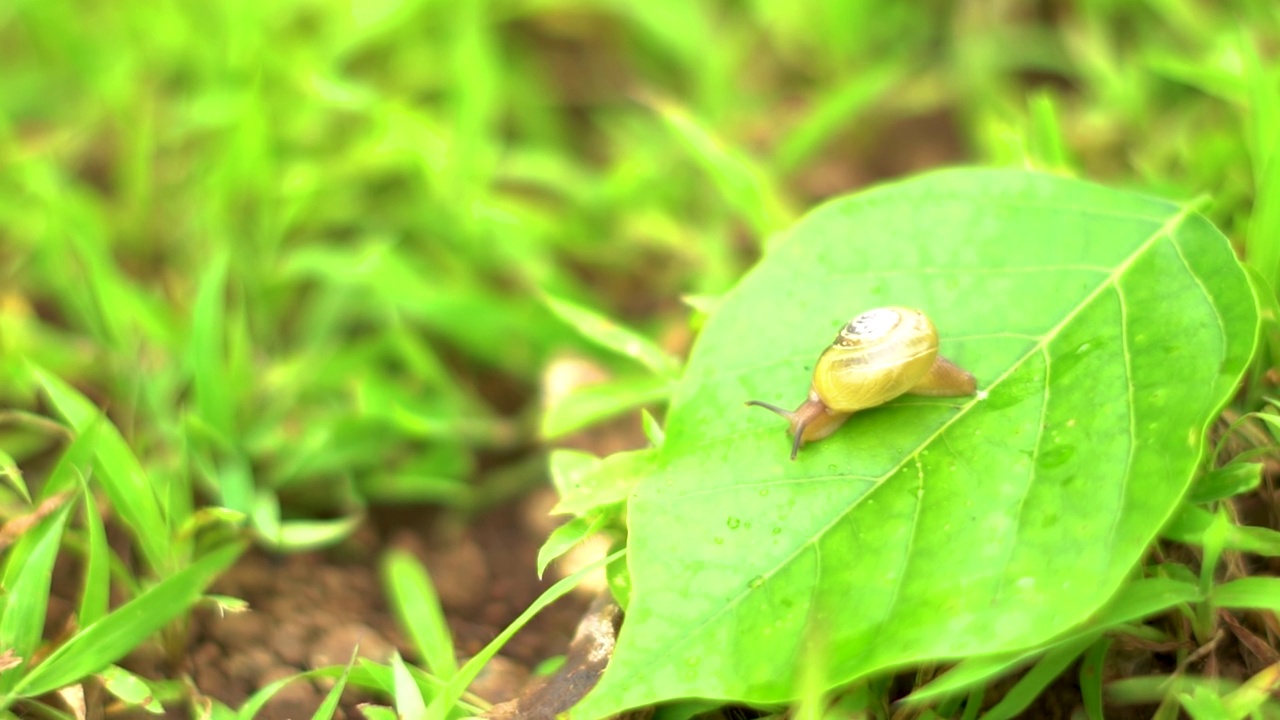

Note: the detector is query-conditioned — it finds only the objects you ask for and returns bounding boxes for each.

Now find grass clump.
[1,0,1280,717]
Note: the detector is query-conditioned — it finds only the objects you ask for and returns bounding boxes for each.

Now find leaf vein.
[880,456,928,623]
[827,264,1112,280]
[675,474,878,499]
[627,201,1200,688]
[993,345,1051,604]
[1167,227,1229,359]
[1104,282,1136,557]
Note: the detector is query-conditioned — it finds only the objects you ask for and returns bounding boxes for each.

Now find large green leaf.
[573,169,1258,717]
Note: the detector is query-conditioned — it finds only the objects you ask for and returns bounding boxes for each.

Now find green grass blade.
[310,652,355,720]
[237,669,336,720]
[771,65,903,173]
[249,489,282,546]
[205,454,254,519]
[1188,462,1262,504]
[424,549,625,720]
[98,665,164,714]
[351,658,458,707]
[272,515,365,553]
[0,450,31,504]
[27,364,169,571]
[382,550,457,680]
[1178,687,1232,720]
[11,542,245,699]
[644,94,792,239]
[1196,511,1231,637]
[189,251,234,439]
[959,688,982,720]
[1211,577,1280,613]
[1163,503,1280,556]
[549,448,655,517]
[77,485,110,628]
[8,700,76,720]
[1241,34,1280,295]
[905,577,1200,705]
[979,633,1098,720]
[236,663,457,720]
[1078,638,1111,720]
[443,0,500,202]
[41,414,103,499]
[206,698,238,720]
[1222,664,1280,718]
[391,652,428,720]
[1249,148,1280,298]
[358,706,398,720]
[540,374,672,440]
[1026,90,1072,173]
[640,409,665,448]
[58,232,177,351]
[0,500,74,694]
[1242,34,1280,184]
[1143,52,1244,104]
[536,514,606,579]
[249,492,363,554]
[542,294,679,378]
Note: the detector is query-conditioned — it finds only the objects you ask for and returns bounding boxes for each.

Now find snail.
[746,307,976,460]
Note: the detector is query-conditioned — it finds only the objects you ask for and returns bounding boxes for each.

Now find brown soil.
[175,493,590,719]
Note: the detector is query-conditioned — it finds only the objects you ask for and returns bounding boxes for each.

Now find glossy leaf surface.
[575,169,1258,716]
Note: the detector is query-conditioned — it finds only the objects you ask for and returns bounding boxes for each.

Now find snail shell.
[747,307,976,459]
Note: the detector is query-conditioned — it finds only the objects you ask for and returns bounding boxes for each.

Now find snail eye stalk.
[745,399,808,460]
[744,307,977,459]
[789,423,805,460]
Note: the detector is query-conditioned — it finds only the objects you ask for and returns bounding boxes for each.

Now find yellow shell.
[811,307,939,412]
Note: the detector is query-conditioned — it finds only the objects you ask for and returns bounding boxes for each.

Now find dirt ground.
[176,491,589,718]
[159,368,649,718]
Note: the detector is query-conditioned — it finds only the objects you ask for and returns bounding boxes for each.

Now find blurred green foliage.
[4,0,1278,523]
[1,0,1279,714]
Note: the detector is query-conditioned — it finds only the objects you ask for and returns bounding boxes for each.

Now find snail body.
[746,307,976,460]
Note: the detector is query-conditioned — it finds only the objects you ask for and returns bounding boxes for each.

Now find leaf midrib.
[627,202,1197,699]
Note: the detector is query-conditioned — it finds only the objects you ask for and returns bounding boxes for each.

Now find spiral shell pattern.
[812,307,939,412]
